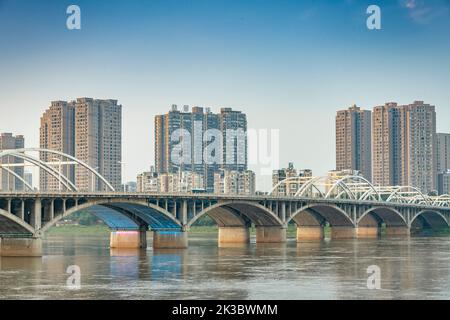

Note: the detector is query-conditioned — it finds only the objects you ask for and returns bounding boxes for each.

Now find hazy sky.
[1,0,450,190]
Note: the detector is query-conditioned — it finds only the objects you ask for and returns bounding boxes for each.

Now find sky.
[1,0,450,191]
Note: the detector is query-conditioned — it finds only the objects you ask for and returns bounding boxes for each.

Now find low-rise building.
[214,170,255,195]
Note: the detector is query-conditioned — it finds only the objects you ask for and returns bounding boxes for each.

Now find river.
[1,233,450,299]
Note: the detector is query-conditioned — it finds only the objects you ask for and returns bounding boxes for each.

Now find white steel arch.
[1,152,76,191]
[269,176,313,196]
[324,175,381,201]
[5,153,78,191]
[0,166,33,191]
[0,148,115,192]
[385,186,430,205]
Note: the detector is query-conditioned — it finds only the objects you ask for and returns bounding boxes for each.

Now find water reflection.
[1,233,450,299]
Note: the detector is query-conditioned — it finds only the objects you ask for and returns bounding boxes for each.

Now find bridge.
[0,189,449,256]
[0,149,450,257]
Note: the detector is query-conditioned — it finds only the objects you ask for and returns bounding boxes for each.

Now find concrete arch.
[410,210,449,229]
[40,198,183,233]
[357,207,407,227]
[0,208,35,235]
[287,203,355,227]
[187,201,284,228]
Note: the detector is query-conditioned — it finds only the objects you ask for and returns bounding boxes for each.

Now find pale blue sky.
[1,0,450,190]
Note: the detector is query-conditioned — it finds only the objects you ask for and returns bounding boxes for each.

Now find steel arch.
[0,166,33,191]
[1,152,76,191]
[385,186,430,205]
[0,148,115,192]
[269,176,310,196]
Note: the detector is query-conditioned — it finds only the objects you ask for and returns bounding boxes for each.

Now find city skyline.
[1,0,450,191]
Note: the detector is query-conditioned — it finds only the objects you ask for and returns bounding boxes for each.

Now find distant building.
[40,101,75,191]
[137,166,160,192]
[436,133,450,187]
[160,171,204,193]
[372,101,436,193]
[74,98,122,191]
[272,163,312,196]
[155,105,247,192]
[122,181,137,192]
[214,170,255,195]
[137,167,204,193]
[40,98,122,191]
[335,104,372,181]
[0,133,25,191]
[437,171,450,195]
[24,171,33,189]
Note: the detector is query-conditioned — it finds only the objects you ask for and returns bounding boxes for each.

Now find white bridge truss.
[270,175,450,207]
[0,148,115,192]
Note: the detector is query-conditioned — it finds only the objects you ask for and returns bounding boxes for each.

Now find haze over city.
[1,0,450,191]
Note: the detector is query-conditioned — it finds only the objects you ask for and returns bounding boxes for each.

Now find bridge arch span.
[40,198,183,234]
[287,204,354,227]
[187,200,283,228]
[357,207,407,227]
[410,210,449,230]
[0,208,35,236]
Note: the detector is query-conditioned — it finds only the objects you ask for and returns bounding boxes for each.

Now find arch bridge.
[0,182,450,256]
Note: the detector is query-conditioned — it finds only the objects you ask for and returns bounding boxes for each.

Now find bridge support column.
[218,227,250,244]
[330,226,356,239]
[385,226,410,237]
[296,226,324,241]
[153,231,188,249]
[0,237,42,257]
[356,227,379,238]
[110,230,147,249]
[256,226,286,243]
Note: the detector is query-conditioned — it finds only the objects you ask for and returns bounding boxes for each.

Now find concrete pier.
[356,226,379,238]
[296,226,324,241]
[330,226,356,239]
[0,237,42,257]
[218,227,250,244]
[256,226,286,243]
[385,226,410,237]
[110,230,147,249]
[153,231,188,249]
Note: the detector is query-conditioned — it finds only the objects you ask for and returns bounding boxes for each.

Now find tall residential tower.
[40,98,122,191]
[335,104,372,181]
[155,105,247,192]
[372,101,436,193]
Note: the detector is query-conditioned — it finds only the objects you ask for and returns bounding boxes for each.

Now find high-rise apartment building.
[40,98,122,191]
[0,133,25,191]
[74,98,122,191]
[372,101,436,193]
[335,104,372,181]
[436,133,450,175]
[155,105,247,192]
[39,101,75,191]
